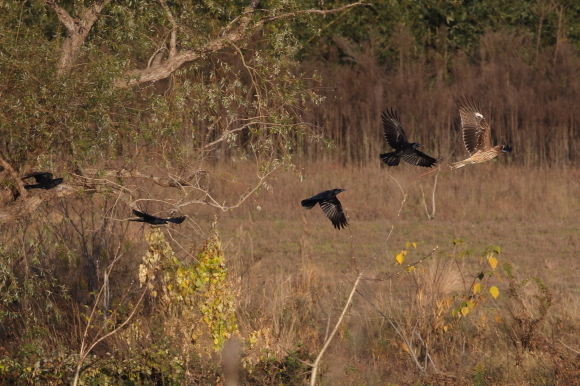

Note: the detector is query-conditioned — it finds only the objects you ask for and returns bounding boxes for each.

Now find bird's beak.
[417,144,423,147]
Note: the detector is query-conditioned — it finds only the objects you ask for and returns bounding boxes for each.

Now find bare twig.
[72,245,146,386]
[157,0,177,57]
[0,152,27,199]
[420,168,439,220]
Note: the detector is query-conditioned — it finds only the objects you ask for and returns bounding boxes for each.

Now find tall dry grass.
[211,161,580,384]
[298,28,580,168]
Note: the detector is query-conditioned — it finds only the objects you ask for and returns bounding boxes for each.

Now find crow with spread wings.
[130,209,186,225]
[22,172,63,190]
[301,189,348,230]
[380,108,439,168]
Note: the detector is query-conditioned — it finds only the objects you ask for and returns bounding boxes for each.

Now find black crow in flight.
[380,108,439,167]
[22,172,64,190]
[301,189,348,230]
[130,209,186,225]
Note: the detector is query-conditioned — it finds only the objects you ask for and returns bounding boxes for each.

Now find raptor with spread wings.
[450,96,512,170]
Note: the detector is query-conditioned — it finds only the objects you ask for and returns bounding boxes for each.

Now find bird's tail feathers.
[449,160,469,171]
[380,152,401,166]
[300,199,317,209]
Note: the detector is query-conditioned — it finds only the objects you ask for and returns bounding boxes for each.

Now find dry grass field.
[200,160,580,385]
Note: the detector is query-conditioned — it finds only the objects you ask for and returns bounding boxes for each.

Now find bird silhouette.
[380,108,439,168]
[22,172,63,190]
[450,96,512,170]
[301,189,348,230]
[130,209,185,225]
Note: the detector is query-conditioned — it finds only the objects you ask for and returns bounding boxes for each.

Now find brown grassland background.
[4,11,580,385]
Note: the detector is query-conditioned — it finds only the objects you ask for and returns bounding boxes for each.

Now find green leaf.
[453,238,465,246]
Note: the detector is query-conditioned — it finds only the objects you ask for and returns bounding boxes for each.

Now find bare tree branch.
[259,1,369,24]
[81,167,207,188]
[114,1,368,88]
[157,0,177,58]
[0,152,27,200]
[0,184,77,225]
[44,0,112,75]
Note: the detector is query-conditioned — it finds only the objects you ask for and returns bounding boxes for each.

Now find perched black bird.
[22,172,64,190]
[301,189,348,230]
[130,209,186,225]
[380,108,439,168]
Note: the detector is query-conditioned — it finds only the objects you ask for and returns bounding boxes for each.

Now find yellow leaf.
[461,307,469,316]
[494,314,502,323]
[396,253,405,265]
[473,283,481,294]
[489,286,500,299]
[488,257,498,270]
[406,266,415,272]
[480,315,487,322]
[466,300,475,309]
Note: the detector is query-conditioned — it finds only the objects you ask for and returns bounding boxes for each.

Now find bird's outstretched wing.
[401,149,439,168]
[167,216,186,224]
[301,190,330,209]
[319,197,348,230]
[132,209,185,224]
[458,96,492,155]
[132,209,160,223]
[381,108,409,149]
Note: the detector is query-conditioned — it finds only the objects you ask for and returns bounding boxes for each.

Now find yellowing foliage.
[139,227,238,350]
[395,249,407,265]
[489,286,500,299]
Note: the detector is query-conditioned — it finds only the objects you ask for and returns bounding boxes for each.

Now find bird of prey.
[380,108,439,168]
[301,189,348,230]
[450,96,512,171]
[22,172,63,190]
[130,209,186,225]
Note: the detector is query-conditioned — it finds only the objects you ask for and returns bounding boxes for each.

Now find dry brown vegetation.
[211,162,580,385]
[4,159,580,385]
[298,29,580,168]
[4,10,580,384]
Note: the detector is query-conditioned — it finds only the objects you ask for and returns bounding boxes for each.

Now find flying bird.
[450,96,512,171]
[130,209,186,225]
[301,189,348,230]
[22,172,63,190]
[380,108,439,168]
